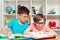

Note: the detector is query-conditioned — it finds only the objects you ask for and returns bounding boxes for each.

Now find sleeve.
[6,19,13,29]
[44,26,51,32]
[28,24,34,32]
[24,24,34,35]
[25,24,33,32]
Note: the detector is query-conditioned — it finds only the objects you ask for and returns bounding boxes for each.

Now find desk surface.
[33,36,57,40]
[0,34,57,40]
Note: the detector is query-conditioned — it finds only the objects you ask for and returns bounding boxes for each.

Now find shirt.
[7,19,28,34]
[29,23,51,33]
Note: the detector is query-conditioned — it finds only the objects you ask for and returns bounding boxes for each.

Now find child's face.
[36,19,45,27]
[18,13,29,23]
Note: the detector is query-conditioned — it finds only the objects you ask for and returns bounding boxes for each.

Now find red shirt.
[29,23,51,33]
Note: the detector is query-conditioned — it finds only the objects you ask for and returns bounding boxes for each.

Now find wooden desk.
[33,36,57,40]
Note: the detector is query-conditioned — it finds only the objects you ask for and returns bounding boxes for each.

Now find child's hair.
[18,6,30,15]
[33,14,46,23]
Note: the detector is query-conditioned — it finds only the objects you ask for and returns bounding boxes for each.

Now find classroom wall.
[0,1,2,33]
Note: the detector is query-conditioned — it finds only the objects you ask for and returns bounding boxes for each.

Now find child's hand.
[15,34,23,36]
[7,31,12,36]
[46,30,57,37]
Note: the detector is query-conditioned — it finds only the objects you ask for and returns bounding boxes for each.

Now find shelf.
[47,14,59,16]
[3,14,16,16]
[4,0,16,1]
[18,0,30,1]
[47,14,58,16]
[58,16,60,20]
[47,14,60,19]
[30,13,44,15]
[18,0,30,2]
[4,15,16,18]
[32,0,45,2]
[47,15,58,19]
[3,14,16,18]
[17,1,30,4]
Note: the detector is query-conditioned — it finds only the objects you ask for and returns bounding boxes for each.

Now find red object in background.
[49,21,56,28]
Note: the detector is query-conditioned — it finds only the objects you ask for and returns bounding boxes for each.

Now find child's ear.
[17,14,20,18]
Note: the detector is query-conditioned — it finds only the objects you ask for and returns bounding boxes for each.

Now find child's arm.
[24,24,35,35]
[37,26,57,36]
[24,28,30,34]
[2,25,12,36]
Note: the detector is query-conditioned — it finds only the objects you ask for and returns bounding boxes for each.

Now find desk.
[0,34,33,40]
[33,36,57,40]
[0,34,58,40]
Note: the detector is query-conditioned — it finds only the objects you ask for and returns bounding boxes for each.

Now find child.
[25,14,57,37]
[2,6,30,36]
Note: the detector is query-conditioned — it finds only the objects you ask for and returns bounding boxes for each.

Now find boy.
[25,14,57,37]
[2,6,30,36]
